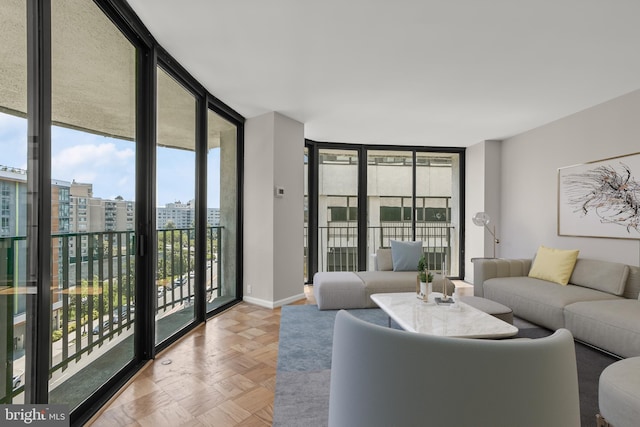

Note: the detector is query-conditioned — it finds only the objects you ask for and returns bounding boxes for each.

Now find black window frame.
[16,0,246,424]
[305,140,465,282]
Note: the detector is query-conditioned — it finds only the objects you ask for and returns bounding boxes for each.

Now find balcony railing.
[304,223,455,278]
[0,226,221,403]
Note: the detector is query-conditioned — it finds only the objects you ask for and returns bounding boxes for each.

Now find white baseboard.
[243,292,307,309]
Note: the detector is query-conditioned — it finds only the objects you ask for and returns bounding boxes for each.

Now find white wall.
[243,112,305,308]
[273,113,305,302]
[244,113,275,304]
[465,140,501,281]
[496,89,640,266]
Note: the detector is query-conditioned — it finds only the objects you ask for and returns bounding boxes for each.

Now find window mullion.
[25,0,52,404]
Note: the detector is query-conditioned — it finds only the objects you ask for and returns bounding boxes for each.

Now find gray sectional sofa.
[473,257,640,358]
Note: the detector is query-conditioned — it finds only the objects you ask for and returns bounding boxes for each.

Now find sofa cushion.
[528,246,579,285]
[376,248,393,271]
[624,265,640,300]
[484,276,619,330]
[390,240,422,271]
[569,258,629,296]
[564,299,640,358]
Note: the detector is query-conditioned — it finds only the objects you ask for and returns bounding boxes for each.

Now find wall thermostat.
[275,186,285,198]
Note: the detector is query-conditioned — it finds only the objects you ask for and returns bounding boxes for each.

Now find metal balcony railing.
[0,226,221,403]
[304,223,455,278]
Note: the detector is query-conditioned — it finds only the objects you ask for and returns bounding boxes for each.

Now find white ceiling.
[126,0,640,147]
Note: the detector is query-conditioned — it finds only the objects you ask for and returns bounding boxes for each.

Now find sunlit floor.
[88,283,474,426]
[87,289,316,426]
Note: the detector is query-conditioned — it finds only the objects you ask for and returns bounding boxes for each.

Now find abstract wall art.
[558,152,640,239]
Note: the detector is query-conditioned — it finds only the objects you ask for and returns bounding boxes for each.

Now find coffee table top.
[370,292,518,339]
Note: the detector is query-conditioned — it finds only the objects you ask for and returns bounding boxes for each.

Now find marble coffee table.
[370,292,518,339]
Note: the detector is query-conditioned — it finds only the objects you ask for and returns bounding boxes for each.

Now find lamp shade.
[472,212,491,227]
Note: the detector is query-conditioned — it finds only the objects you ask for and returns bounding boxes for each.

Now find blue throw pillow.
[390,240,423,271]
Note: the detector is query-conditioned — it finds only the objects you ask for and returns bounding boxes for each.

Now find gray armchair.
[328,310,580,427]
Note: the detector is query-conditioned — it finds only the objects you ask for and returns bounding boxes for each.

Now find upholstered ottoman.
[459,295,514,324]
[313,272,366,310]
[597,357,640,427]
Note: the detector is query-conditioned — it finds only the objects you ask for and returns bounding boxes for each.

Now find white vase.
[420,282,427,296]
[419,282,432,299]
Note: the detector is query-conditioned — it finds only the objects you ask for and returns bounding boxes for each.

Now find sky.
[0,112,221,208]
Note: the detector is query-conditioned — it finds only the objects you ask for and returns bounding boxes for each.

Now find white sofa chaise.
[314,270,420,310]
[314,247,454,310]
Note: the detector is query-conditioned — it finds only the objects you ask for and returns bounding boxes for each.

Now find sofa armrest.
[472,258,532,297]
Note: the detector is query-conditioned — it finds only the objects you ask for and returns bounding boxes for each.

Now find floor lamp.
[473,212,500,258]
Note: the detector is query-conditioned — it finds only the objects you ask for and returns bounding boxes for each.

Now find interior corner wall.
[244,113,276,304]
[500,89,640,266]
[243,112,305,308]
[464,140,501,282]
[272,113,304,303]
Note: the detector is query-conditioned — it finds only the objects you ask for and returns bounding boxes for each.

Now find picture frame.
[558,152,640,239]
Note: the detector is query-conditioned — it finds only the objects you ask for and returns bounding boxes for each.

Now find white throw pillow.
[376,248,393,271]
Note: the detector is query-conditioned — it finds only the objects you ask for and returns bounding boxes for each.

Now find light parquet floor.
[88,282,472,426]
[88,287,315,427]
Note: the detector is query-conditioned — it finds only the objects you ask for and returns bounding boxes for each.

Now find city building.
[0,170,138,348]
[156,199,220,229]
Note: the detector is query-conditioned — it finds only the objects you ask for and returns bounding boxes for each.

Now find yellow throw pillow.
[528,246,579,285]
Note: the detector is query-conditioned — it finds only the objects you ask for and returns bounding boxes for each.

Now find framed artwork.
[558,152,640,239]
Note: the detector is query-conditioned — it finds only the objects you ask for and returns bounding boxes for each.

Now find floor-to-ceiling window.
[367,150,414,268]
[48,0,137,408]
[0,0,244,423]
[415,152,461,276]
[307,142,464,279]
[155,66,197,344]
[317,148,359,273]
[206,108,238,312]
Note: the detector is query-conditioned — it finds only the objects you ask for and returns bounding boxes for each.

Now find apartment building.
[156,200,220,229]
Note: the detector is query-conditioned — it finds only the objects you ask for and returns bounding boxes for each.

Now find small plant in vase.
[417,255,433,298]
[418,270,434,284]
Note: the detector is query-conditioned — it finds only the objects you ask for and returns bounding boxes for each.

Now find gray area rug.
[273,307,393,426]
[274,305,619,427]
